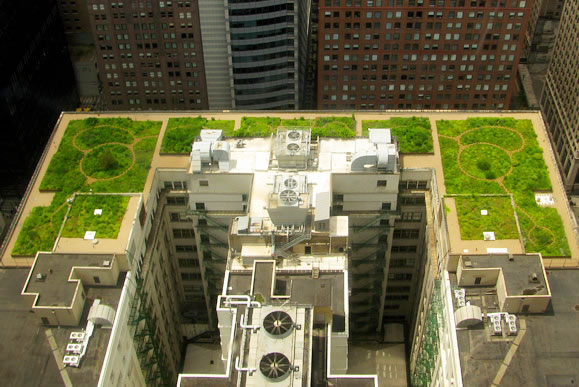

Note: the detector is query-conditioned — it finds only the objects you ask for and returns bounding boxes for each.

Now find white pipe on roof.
[239,314,260,332]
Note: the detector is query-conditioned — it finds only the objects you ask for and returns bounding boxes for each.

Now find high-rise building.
[540,0,578,193]
[0,0,78,199]
[85,0,209,110]
[3,111,578,386]
[200,0,312,110]
[523,0,565,60]
[316,1,532,110]
[80,0,312,111]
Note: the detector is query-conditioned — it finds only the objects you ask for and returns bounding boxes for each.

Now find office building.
[80,0,312,110]
[2,111,578,386]
[317,1,532,110]
[0,0,78,201]
[523,0,565,61]
[540,0,578,193]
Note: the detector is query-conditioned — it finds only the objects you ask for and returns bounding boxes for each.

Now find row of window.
[322,9,526,20]
[321,102,506,109]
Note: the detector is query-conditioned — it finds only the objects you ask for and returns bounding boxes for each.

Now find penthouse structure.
[317,0,532,110]
[2,111,578,386]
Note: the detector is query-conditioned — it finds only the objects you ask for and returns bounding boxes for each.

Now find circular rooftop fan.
[283,177,298,189]
[287,131,301,140]
[263,311,294,336]
[286,143,300,152]
[259,352,291,380]
[278,189,298,204]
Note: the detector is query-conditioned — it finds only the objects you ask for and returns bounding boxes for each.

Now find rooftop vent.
[283,177,298,190]
[259,352,291,381]
[286,143,300,153]
[287,130,301,141]
[529,273,540,283]
[263,311,294,338]
[35,273,46,282]
[278,189,299,206]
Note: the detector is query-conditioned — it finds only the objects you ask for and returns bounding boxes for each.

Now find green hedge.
[237,116,356,138]
[362,117,433,153]
[437,118,569,256]
[237,117,281,137]
[161,117,235,153]
[13,118,161,256]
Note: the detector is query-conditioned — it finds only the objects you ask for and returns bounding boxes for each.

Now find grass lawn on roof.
[160,117,235,154]
[236,116,356,138]
[437,117,570,257]
[454,196,519,240]
[362,117,433,153]
[12,117,161,256]
[61,195,130,239]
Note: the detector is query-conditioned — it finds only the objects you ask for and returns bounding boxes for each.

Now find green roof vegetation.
[362,117,433,153]
[13,118,161,256]
[160,117,235,154]
[237,116,356,138]
[437,117,570,257]
[454,196,519,240]
[61,195,130,239]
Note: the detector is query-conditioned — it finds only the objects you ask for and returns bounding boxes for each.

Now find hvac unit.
[283,176,298,190]
[259,352,292,382]
[262,311,295,339]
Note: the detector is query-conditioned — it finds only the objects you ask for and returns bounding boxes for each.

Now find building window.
[173,229,194,238]
[393,229,420,239]
[382,202,392,210]
[179,258,198,267]
[175,245,194,252]
[93,276,101,284]
[170,212,192,222]
[181,272,201,281]
[391,245,418,253]
[401,212,423,222]
[199,180,209,187]
[166,196,188,206]
[165,181,188,190]
[377,180,387,187]
[195,203,205,210]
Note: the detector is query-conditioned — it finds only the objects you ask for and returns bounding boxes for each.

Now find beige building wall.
[540,0,579,193]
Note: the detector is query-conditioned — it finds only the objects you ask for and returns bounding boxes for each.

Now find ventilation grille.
[263,311,293,337]
[259,352,291,380]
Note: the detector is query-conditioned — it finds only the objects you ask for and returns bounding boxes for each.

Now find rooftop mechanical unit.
[276,128,310,169]
[262,310,295,339]
[268,175,309,226]
[190,129,231,172]
[259,352,293,382]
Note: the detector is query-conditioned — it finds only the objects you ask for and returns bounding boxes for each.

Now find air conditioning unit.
[278,189,299,207]
[262,311,295,339]
[286,130,301,142]
[282,177,298,190]
[259,352,292,382]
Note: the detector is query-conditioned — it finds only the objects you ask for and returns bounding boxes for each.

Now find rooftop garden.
[437,117,570,256]
[61,195,130,239]
[454,196,519,240]
[362,117,433,153]
[13,117,161,256]
[160,117,235,154]
[236,116,356,138]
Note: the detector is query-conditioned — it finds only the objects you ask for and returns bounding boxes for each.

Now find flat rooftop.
[2,111,576,268]
[463,254,549,296]
[23,253,115,307]
[456,269,579,387]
